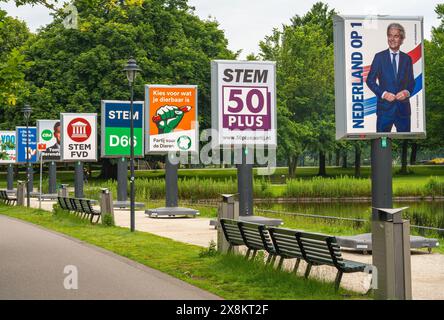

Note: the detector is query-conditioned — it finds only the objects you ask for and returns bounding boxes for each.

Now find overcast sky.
[0,0,441,58]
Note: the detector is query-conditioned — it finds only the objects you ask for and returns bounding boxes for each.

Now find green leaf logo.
[177,136,191,151]
[41,129,53,141]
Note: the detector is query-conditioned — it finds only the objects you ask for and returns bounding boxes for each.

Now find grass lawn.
[0,203,363,300]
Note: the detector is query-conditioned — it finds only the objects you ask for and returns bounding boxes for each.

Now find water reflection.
[256,201,444,236]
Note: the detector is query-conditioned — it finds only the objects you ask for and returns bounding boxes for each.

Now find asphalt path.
[0,215,220,300]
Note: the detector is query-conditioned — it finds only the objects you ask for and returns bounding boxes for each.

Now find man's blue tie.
[392,53,398,81]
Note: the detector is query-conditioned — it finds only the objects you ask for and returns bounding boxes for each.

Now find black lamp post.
[124,58,141,232]
[22,104,32,207]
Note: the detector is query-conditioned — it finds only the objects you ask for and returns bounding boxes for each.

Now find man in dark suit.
[366,23,415,132]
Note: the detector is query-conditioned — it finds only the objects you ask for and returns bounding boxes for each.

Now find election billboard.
[0,131,16,164]
[15,127,37,163]
[333,15,425,140]
[145,85,198,153]
[211,60,277,147]
[37,120,61,162]
[101,100,144,158]
[60,113,97,161]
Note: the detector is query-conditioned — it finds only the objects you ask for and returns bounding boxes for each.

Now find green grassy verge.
[0,203,362,300]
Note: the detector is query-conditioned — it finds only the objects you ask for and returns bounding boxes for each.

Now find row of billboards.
[0,86,198,164]
[0,61,279,164]
[0,21,427,165]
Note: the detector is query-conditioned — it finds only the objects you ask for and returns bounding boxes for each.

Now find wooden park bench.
[0,190,17,205]
[295,231,371,292]
[220,218,372,292]
[57,196,101,224]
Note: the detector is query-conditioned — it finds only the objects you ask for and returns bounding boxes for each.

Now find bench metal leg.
[271,255,277,266]
[277,256,284,270]
[245,249,251,259]
[228,244,233,254]
[293,258,301,273]
[335,271,343,292]
[266,253,274,265]
[250,250,257,260]
[304,263,312,279]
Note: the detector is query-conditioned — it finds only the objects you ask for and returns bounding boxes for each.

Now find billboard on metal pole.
[0,131,16,164]
[145,85,198,154]
[15,127,37,163]
[333,15,425,140]
[60,113,97,162]
[101,100,144,158]
[36,120,61,162]
[211,60,277,147]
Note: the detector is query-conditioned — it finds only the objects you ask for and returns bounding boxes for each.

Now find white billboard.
[0,131,16,164]
[333,15,425,139]
[211,60,277,147]
[37,120,61,162]
[60,113,97,162]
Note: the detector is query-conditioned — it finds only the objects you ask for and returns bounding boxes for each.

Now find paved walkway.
[12,198,444,299]
[0,214,220,300]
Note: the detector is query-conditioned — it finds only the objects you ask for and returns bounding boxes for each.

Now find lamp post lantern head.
[22,104,32,122]
[124,57,141,84]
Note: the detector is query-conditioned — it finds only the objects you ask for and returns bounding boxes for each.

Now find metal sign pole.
[371,138,412,300]
[165,154,178,207]
[74,161,84,198]
[117,157,128,202]
[48,161,57,194]
[7,164,14,190]
[39,152,43,209]
[237,145,254,216]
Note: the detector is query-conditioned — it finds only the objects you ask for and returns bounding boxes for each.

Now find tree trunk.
[335,149,340,166]
[342,151,347,169]
[354,145,361,177]
[410,142,418,165]
[288,154,298,178]
[99,158,117,180]
[400,140,408,174]
[318,151,327,176]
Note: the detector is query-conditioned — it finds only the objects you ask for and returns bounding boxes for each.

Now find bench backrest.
[80,199,96,214]
[238,221,274,253]
[219,218,245,246]
[268,227,303,259]
[297,232,344,268]
[57,196,65,210]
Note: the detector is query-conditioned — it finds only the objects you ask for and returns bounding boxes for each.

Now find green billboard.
[101,100,144,157]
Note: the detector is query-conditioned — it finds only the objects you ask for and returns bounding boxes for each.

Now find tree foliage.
[259,2,336,176]
[2,0,235,129]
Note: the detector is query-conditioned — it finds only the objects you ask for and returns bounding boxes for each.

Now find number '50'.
[227,89,265,113]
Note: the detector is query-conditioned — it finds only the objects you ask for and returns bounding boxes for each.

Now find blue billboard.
[101,100,144,157]
[16,127,37,163]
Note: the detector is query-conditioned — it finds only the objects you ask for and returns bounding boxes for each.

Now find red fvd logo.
[67,118,91,143]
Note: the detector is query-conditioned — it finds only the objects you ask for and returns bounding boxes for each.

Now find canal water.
[255,200,444,237]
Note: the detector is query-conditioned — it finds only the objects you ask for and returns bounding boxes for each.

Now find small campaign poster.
[145,85,198,153]
[333,15,425,139]
[0,131,16,163]
[101,100,144,157]
[15,127,37,163]
[37,120,61,161]
[60,113,97,161]
[211,60,277,147]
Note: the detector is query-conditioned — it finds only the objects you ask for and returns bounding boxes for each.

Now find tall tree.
[5,0,235,176]
[259,2,336,176]
[425,4,444,152]
[0,10,32,128]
